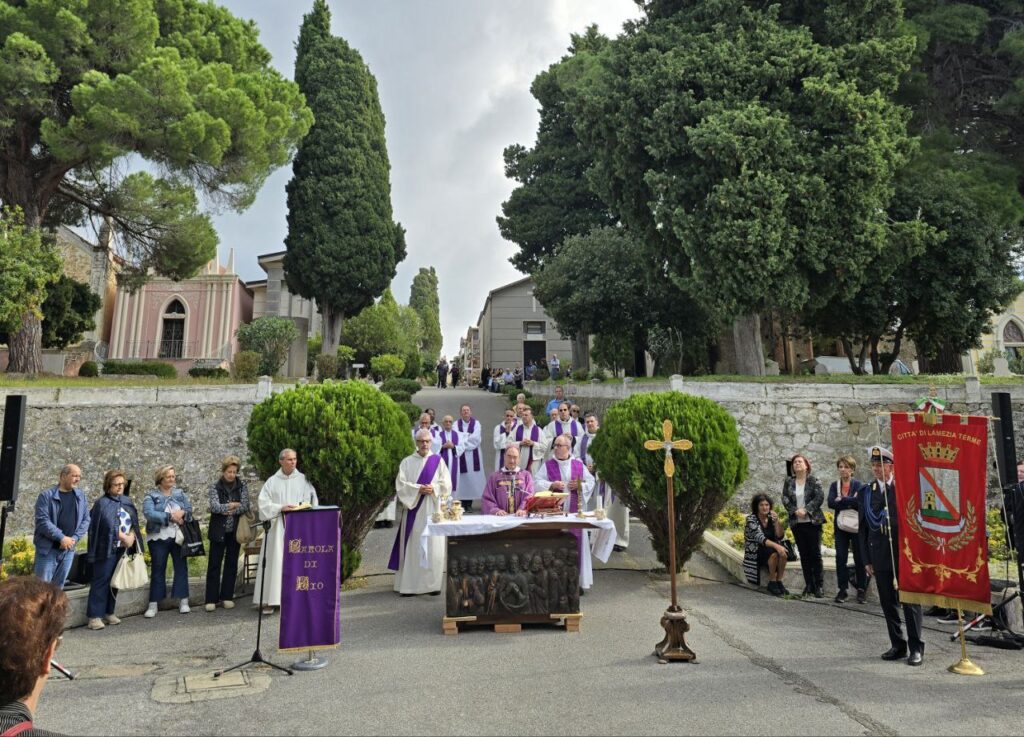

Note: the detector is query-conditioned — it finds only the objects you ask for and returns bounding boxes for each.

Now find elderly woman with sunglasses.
[85,470,142,630]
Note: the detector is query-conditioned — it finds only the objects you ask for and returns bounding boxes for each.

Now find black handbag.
[781,538,798,562]
[180,518,206,557]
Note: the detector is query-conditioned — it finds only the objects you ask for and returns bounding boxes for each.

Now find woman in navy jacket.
[86,470,142,630]
[827,455,868,603]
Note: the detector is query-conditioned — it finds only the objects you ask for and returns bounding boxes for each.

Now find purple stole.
[578,433,611,503]
[515,423,542,469]
[497,422,516,469]
[554,419,581,441]
[457,418,480,474]
[388,454,442,571]
[438,430,460,492]
[545,458,587,566]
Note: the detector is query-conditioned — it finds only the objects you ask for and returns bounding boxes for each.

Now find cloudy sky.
[211,0,641,358]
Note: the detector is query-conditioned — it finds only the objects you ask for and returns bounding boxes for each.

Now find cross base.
[654,606,696,663]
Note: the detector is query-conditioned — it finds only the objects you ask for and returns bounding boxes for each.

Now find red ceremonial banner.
[891,413,991,614]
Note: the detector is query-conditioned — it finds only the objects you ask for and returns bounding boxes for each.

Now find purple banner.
[279,507,341,652]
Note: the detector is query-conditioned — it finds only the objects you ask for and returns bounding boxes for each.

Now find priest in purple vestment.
[481,445,534,516]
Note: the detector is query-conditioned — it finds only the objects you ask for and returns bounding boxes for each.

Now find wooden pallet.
[441,613,583,635]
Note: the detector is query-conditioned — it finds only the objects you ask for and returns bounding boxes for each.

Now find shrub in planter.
[380,378,421,396]
[571,367,589,382]
[315,354,339,381]
[102,360,177,378]
[232,351,261,382]
[370,353,405,382]
[78,361,98,377]
[247,381,410,582]
[592,391,748,573]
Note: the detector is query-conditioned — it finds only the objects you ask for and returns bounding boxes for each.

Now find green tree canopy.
[39,274,101,350]
[497,27,617,274]
[246,381,410,581]
[341,289,402,366]
[565,0,916,330]
[0,0,313,373]
[408,267,441,363]
[235,316,299,377]
[283,0,406,357]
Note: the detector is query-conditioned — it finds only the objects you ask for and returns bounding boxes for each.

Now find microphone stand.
[214,519,293,677]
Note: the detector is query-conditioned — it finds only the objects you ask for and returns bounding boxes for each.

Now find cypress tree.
[284,0,406,354]
[409,267,442,363]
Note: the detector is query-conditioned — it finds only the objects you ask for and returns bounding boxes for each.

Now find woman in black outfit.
[205,455,250,612]
[743,493,790,595]
[827,454,868,603]
[782,454,826,597]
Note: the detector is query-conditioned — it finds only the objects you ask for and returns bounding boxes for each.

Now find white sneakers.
[222,600,235,609]
[205,603,216,612]
[179,600,191,614]
[103,614,121,625]
[87,618,105,630]
[144,602,158,618]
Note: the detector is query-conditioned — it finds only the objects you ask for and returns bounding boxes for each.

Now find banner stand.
[292,648,329,671]
[949,609,985,676]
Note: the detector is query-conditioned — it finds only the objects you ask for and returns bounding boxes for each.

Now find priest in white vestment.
[500,406,548,475]
[543,402,583,460]
[535,434,596,589]
[255,449,319,610]
[389,430,452,595]
[379,414,439,525]
[437,415,466,498]
[575,412,629,549]
[493,408,520,471]
[455,404,485,509]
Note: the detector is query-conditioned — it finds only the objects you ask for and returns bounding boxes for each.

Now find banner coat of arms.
[891,413,992,614]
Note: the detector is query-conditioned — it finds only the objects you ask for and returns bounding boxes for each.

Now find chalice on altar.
[449,500,464,521]
[433,490,451,523]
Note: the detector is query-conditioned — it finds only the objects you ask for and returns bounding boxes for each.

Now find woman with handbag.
[143,465,193,618]
[85,470,143,630]
[204,456,250,612]
[827,454,868,603]
[742,493,790,596]
[782,453,826,598]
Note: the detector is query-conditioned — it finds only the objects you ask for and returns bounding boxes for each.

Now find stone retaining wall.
[529,376,1024,505]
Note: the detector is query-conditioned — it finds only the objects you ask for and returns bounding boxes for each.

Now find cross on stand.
[643,419,696,663]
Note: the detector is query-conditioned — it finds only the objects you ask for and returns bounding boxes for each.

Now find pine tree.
[408,267,442,363]
[284,0,406,355]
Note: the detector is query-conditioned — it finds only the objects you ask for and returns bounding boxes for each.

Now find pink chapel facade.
[108,251,253,375]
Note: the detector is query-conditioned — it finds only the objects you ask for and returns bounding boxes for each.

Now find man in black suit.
[860,446,925,666]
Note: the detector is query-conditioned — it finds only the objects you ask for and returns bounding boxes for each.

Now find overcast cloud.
[212,0,641,358]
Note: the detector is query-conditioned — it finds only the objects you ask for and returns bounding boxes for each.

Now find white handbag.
[111,544,150,590]
[836,509,859,534]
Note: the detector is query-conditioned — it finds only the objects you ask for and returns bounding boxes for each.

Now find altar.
[421,514,617,634]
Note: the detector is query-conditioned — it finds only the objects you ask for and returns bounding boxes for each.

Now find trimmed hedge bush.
[102,360,177,378]
[247,381,411,582]
[397,401,423,424]
[571,368,589,382]
[533,367,550,381]
[188,366,229,378]
[315,354,339,381]
[380,378,421,396]
[78,361,98,377]
[370,353,405,381]
[232,351,260,381]
[592,391,748,573]
[385,389,412,404]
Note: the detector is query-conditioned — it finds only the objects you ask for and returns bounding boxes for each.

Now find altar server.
[481,445,534,516]
[456,405,485,510]
[493,408,520,471]
[389,430,452,595]
[501,406,548,475]
[575,412,629,550]
[535,434,596,589]
[255,449,319,612]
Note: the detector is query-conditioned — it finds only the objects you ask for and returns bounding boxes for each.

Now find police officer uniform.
[858,446,924,666]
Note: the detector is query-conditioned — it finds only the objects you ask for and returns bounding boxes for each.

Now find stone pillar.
[257,375,273,400]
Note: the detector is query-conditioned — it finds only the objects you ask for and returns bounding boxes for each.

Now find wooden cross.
[643,419,697,663]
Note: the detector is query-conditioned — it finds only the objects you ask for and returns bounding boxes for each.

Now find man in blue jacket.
[33,464,90,588]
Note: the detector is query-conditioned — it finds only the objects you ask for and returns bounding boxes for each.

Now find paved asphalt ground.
[36,389,1024,736]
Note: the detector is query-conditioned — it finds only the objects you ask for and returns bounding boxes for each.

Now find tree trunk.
[320,305,343,356]
[7,311,44,375]
[572,334,590,372]
[732,313,765,376]
[5,203,46,375]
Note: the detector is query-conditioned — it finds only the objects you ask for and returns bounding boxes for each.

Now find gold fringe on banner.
[898,590,992,616]
[277,642,340,653]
